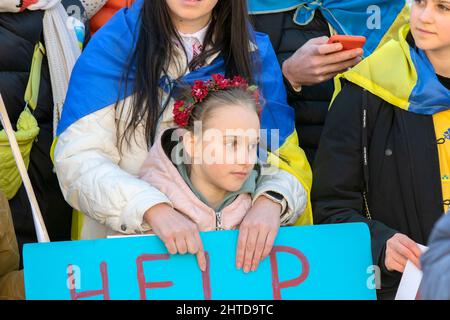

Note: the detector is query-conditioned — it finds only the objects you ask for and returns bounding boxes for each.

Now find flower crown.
[173,74,261,127]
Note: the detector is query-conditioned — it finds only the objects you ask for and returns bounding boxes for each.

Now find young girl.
[312,0,450,299]
[140,75,301,272]
[54,0,310,272]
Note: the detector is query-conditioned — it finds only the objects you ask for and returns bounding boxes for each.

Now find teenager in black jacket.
[312,0,450,300]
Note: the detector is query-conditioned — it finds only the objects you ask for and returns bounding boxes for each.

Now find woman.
[312,0,450,299]
[54,0,312,273]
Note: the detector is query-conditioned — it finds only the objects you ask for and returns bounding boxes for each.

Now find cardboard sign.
[23,223,376,300]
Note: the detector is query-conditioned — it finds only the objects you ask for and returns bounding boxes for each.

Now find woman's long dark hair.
[119,0,254,148]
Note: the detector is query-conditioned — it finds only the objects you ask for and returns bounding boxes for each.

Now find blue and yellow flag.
[248,0,410,57]
[57,0,313,226]
[339,24,450,115]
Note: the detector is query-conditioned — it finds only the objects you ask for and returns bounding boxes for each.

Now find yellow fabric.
[71,209,84,240]
[0,108,40,200]
[0,42,44,200]
[433,110,450,214]
[267,131,313,226]
[331,19,413,108]
[339,24,416,110]
[25,43,46,111]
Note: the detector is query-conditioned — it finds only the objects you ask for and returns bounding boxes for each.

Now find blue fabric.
[57,0,294,152]
[248,0,407,56]
[408,47,450,115]
[420,212,450,300]
[57,0,144,136]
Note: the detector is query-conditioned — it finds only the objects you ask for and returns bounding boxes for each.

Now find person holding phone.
[312,0,450,299]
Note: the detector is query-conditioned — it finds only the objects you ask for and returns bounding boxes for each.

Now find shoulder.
[335,79,386,111]
[328,79,386,130]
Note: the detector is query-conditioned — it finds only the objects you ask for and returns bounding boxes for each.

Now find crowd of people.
[1,0,450,300]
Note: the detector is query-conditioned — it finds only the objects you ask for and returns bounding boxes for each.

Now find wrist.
[256,192,286,216]
[144,203,171,225]
[282,59,302,91]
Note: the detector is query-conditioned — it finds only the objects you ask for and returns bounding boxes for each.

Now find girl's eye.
[438,3,450,11]
[414,0,426,5]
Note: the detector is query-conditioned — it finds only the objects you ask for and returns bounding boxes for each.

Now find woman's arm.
[54,105,172,234]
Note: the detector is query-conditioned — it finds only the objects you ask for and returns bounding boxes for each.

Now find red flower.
[173,100,191,127]
[212,74,229,89]
[191,80,209,102]
[231,75,248,89]
[173,74,258,127]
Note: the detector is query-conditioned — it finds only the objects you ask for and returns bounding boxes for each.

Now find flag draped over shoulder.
[57,0,313,225]
[338,24,450,115]
[248,0,410,57]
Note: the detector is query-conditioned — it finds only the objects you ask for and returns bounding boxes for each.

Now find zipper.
[215,211,223,230]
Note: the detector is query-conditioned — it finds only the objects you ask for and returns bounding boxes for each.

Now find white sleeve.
[253,165,307,225]
[54,106,171,234]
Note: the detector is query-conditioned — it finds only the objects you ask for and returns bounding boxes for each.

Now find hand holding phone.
[327,35,366,51]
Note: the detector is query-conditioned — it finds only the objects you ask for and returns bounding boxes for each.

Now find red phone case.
[327,35,366,51]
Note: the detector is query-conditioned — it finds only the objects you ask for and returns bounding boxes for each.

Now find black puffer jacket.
[0,1,88,262]
[251,10,333,164]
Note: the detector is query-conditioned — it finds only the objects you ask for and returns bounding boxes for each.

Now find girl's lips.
[231,172,249,179]
[416,27,436,35]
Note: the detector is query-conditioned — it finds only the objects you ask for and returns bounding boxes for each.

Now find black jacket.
[0,2,88,262]
[312,79,445,300]
[251,10,334,164]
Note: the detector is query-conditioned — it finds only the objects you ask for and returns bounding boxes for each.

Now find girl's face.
[166,0,219,31]
[410,0,450,52]
[185,104,260,194]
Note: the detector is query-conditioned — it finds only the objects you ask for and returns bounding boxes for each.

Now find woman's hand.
[384,233,422,273]
[236,196,282,273]
[144,203,207,272]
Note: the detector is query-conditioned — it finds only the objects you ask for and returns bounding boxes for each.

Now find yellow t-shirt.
[433,109,450,214]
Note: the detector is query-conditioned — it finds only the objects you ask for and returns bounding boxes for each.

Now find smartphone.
[327,35,366,51]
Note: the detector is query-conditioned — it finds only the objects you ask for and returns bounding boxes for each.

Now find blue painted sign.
[24,223,376,300]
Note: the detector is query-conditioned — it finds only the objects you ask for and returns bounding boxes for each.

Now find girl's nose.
[419,3,436,24]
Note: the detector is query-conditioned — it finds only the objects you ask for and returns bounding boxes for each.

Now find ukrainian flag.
[336,24,450,115]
